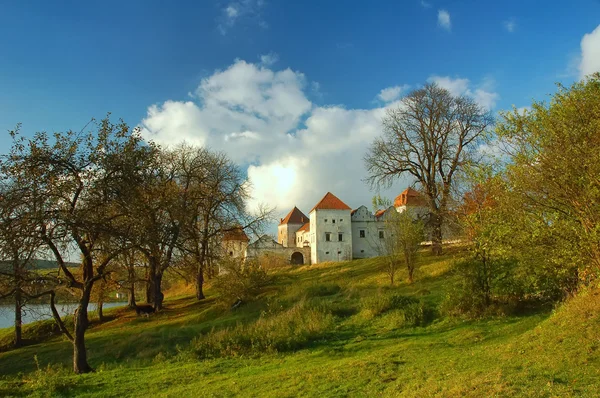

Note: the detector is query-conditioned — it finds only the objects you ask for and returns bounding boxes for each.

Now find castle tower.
[277,206,308,247]
[222,226,249,258]
[309,192,353,264]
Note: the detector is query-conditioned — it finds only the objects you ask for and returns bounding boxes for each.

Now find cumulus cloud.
[579,24,600,79]
[377,85,410,103]
[427,75,499,110]
[141,59,407,220]
[503,18,516,33]
[140,60,494,223]
[438,10,451,31]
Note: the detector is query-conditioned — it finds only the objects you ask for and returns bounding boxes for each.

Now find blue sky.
[1,0,599,216]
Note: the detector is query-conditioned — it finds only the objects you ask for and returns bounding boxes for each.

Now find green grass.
[0,246,599,397]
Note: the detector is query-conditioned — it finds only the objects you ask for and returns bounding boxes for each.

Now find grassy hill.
[0,246,599,397]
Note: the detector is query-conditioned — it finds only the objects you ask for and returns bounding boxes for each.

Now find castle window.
[332,219,335,224]
[360,249,365,253]
[325,233,331,241]
[229,251,233,256]
[324,219,328,222]
[338,233,343,242]
[337,251,341,254]
[359,230,365,238]
[339,219,343,222]
[326,251,329,254]
[379,230,385,239]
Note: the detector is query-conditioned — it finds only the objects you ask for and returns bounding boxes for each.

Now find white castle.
[223,188,427,265]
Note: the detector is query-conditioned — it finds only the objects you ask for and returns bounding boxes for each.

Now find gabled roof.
[223,226,249,242]
[279,206,308,225]
[297,222,310,233]
[394,187,427,207]
[310,192,352,213]
[374,209,386,218]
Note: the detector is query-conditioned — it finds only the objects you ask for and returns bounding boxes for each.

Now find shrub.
[191,300,334,358]
[213,258,271,307]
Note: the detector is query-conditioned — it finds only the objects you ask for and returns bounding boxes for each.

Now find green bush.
[213,258,272,307]
[191,300,334,358]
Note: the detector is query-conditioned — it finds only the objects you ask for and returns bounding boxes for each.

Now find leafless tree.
[365,83,493,254]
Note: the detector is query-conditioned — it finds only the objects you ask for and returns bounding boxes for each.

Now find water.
[0,302,127,329]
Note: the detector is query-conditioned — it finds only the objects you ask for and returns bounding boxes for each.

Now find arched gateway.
[290,251,304,265]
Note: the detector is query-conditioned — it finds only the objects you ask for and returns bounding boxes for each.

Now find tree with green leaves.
[365,83,493,255]
[1,117,157,373]
[496,72,600,288]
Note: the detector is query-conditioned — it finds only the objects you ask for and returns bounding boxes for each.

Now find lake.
[0,302,127,329]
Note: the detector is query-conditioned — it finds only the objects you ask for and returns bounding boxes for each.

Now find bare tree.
[172,144,272,301]
[365,83,493,254]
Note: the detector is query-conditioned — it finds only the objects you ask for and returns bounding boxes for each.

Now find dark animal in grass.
[135,305,155,317]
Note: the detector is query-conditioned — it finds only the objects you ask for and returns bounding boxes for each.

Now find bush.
[191,300,334,358]
[440,257,551,318]
[213,258,271,307]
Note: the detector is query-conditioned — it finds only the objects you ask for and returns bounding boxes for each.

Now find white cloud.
[141,59,406,220]
[218,0,267,35]
[225,5,239,19]
[503,18,516,33]
[427,75,499,110]
[579,24,600,79]
[438,9,451,31]
[377,85,410,103]
[140,62,495,224]
[260,52,279,66]
[420,1,432,8]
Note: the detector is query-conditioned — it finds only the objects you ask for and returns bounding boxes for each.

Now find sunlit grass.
[0,245,598,397]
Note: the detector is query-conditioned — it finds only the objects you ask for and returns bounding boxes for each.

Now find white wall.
[350,205,380,259]
[277,223,303,247]
[310,208,352,264]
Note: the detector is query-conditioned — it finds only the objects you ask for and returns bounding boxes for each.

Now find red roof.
[374,209,386,218]
[279,206,308,225]
[394,187,427,207]
[310,192,352,213]
[223,226,249,242]
[297,222,310,232]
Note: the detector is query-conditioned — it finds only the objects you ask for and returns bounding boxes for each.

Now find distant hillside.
[29,259,79,269]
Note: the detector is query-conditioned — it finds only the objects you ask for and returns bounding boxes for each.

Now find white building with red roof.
[230,188,428,265]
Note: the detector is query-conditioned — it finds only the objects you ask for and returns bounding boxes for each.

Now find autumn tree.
[0,181,42,347]
[365,83,493,255]
[496,73,600,286]
[172,144,271,301]
[378,209,425,285]
[1,117,156,373]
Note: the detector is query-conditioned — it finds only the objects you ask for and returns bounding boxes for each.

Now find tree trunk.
[152,271,164,310]
[128,266,137,308]
[97,299,104,322]
[146,264,154,304]
[73,287,93,374]
[14,288,22,348]
[430,213,443,255]
[195,269,205,300]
